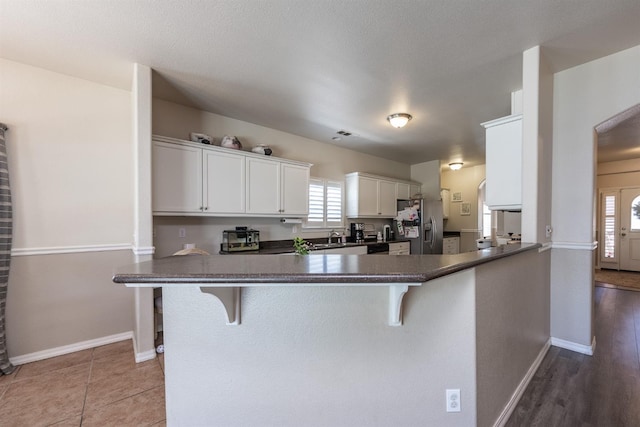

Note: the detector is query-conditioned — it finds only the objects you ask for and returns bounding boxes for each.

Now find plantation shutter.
[602,192,617,262]
[308,179,325,224]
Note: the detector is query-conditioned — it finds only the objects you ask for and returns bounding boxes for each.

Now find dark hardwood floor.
[506,286,640,427]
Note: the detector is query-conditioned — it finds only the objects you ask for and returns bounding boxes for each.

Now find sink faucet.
[328,230,341,244]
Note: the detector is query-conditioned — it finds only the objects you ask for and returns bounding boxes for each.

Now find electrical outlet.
[446,389,461,413]
[178,228,186,238]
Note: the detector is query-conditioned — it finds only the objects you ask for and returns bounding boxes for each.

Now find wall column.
[132,63,155,361]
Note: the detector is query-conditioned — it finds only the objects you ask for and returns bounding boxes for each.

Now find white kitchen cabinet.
[443,236,460,254]
[203,150,245,214]
[396,182,410,200]
[246,157,280,214]
[281,163,310,216]
[482,114,522,210]
[379,180,397,216]
[246,158,310,216]
[152,141,203,213]
[389,241,410,255]
[346,172,416,218]
[152,136,311,217]
[350,175,379,217]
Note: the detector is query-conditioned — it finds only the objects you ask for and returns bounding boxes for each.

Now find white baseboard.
[132,334,157,363]
[493,339,551,427]
[135,349,157,363]
[9,331,133,365]
[550,336,596,356]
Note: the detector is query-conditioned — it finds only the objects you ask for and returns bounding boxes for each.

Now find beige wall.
[597,158,640,189]
[0,59,136,359]
[0,59,134,248]
[476,248,550,426]
[441,165,485,233]
[6,251,135,357]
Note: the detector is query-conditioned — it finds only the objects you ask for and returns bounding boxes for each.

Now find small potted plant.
[293,237,311,255]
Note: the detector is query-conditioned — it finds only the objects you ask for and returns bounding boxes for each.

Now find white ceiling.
[1,0,640,166]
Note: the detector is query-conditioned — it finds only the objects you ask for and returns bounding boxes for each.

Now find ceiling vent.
[337,130,352,136]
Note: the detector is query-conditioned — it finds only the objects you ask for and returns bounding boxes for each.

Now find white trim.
[9,331,133,365]
[11,243,133,257]
[135,349,157,363]
[133,246,155,256]
[493,339,551,427]
[132,332,158,363]
[550,336,596,356]
[538,242,552,253]
[481,113,523,129]
[552,241,598,250]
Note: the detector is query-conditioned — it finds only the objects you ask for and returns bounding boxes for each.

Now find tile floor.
[0,340,165,426]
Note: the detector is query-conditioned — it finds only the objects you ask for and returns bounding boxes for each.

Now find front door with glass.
[620,187,640,271]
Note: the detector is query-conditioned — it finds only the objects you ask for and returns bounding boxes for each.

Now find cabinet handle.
[204,207,208,211]
[199,206,203,211]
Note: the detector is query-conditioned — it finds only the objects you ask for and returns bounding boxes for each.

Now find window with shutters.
[602,192,617,261]
[305,178,343,229]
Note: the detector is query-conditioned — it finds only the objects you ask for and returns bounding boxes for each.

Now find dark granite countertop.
[223,238,411,255]
[114,243,541,285]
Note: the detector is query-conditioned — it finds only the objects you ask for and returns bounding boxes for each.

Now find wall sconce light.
[449,162,463,171]
[386,113,412,128]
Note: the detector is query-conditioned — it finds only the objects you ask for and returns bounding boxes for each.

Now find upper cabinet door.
[378,180,397,216]
[281,163,309,216]
[152,141,202,213]
[246,158,280,214]
[203,150,245,214]
[483,115,522,210]
[396,182,410,200]
[356,176,379,217]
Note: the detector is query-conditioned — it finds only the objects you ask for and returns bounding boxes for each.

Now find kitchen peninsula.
[114,244,550,427]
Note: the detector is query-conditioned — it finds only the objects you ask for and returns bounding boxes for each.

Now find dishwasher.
[366,242,389,254]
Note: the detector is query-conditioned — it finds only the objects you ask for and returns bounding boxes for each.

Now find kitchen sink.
[310,243,348,250]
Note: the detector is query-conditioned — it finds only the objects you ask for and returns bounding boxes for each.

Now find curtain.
[0,123,15,375]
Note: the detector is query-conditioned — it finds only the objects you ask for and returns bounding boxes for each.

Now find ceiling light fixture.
[387,113,412,128]
[449,162,463,171]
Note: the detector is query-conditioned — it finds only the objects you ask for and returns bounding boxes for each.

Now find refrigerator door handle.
[430,216,437,248]
[424,218,430,246]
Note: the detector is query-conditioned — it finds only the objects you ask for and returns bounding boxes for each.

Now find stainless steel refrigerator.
[396,199,443,254]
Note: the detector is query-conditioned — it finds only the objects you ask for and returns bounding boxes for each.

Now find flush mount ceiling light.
[449,162,463,171]
[386,113,412,128]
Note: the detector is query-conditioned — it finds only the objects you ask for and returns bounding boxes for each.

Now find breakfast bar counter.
[113,243,549,427]
[113,242,540,285]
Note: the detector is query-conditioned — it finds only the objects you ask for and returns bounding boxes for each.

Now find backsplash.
[153,216,393,258]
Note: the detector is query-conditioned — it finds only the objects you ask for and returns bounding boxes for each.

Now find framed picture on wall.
[452,192,462,202]
[460,202,471,216]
